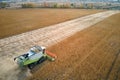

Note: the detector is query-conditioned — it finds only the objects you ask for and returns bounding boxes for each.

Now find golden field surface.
[0,9,102,39]
[27,13,120,80]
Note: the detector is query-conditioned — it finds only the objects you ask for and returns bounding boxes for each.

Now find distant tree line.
[0,2,119,10]
[0,2,8,8]
[22,3,36,8]
[21,3,71,8]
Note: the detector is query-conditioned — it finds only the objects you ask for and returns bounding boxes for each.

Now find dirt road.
[0,11,119,80]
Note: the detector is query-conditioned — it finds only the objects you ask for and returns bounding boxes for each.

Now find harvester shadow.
[16,59,49,80]
[30,60,49,74]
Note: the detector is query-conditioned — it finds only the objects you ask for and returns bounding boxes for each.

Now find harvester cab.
[14,46,57,69]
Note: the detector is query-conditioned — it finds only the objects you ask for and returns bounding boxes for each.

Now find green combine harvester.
[14,46,57,69]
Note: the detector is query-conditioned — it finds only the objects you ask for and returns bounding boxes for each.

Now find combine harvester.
[14,46,57,69]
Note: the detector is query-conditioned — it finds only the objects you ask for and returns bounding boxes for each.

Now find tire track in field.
[0,11,119,80]
[105,50,120,80]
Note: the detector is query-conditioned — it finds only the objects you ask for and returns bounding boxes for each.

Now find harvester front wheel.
[37,56,47,64]
[28,63,36,69]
